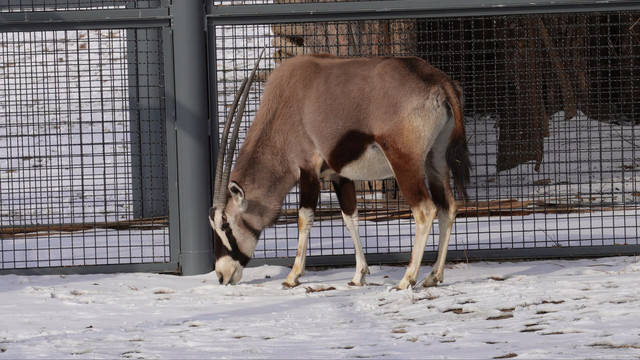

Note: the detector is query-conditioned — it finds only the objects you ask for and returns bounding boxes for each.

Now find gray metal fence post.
[172,1,214,275]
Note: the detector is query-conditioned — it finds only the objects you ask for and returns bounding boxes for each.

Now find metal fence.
[0,0,185,274]
[208,0,640,267]
[1,1,639,276]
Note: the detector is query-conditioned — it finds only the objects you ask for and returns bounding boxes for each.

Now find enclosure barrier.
[1,1,638,275]
[208,0,640,267]
[0,1,214,275]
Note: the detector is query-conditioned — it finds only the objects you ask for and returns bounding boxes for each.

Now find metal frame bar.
[208,0,640,25]
[164,25,182,274]
[0,262,180,276]
[0,8,172,31]
[0,0,166,10]
[253,245,640,269]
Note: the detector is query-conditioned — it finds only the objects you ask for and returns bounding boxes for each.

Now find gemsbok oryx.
[210,52,470,290]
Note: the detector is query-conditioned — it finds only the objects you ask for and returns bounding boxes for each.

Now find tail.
[443,81,471,201]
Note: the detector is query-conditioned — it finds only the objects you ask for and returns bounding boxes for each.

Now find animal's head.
[211,50,264,285]
[210,181,263,285]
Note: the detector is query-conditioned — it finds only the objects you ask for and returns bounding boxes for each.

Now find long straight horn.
[214,49,266,207]
[214,77,248,207]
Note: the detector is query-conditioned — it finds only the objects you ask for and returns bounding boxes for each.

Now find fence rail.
[208,0,640,24]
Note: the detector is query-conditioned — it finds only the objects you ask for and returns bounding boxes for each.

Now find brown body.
[211,54,470,288]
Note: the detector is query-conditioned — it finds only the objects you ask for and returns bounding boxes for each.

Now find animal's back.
[260,54,468,194]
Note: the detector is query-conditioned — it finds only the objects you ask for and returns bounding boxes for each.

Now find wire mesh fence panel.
[211,11,639,263]
[0,27,170,270]
[0,0,162,12]
[212,0,388,5]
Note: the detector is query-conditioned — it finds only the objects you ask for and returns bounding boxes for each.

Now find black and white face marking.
[209,205,259,285]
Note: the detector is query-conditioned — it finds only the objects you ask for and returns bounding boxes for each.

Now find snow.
[1,256,640,358]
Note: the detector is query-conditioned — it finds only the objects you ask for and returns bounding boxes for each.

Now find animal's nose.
[216,271,224,285]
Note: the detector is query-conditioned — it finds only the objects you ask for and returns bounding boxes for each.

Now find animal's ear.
[228,181,247,211]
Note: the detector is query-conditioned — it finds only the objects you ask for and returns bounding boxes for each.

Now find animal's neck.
[231,145,298,229]
[229,89,304,229]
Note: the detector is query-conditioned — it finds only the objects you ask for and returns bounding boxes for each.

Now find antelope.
[210,52,470,290]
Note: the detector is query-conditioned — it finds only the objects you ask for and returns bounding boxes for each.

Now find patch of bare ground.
[590,342,640,349]
[541,331,566,336]
[487,314,514,320]
[488,276,507,281]
[520,327,544,333]
[494,353,518,359]
[305,286,336,293]
[444,308,472,315]
[541,300,564,305]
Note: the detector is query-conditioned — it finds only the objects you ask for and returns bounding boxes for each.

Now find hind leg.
[332,176,369,286]
[380,142,438,290]
[422,154,458,287]
[397,198,437,290]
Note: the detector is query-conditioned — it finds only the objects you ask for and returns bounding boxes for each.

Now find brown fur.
[219,54,470,288]
[332,177,357,216]
[231,55,467,214]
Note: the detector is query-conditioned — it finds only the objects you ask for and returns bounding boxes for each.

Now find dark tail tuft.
[446,128,471,201]
[443,80,470,202]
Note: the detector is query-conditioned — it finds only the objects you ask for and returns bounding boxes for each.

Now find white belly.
[338,143,395,180]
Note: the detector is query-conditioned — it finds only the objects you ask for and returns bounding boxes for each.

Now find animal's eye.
[219,213,229,230]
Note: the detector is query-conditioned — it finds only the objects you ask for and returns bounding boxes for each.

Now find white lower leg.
[342,210,369,286]
[283,208,314,287]
[423,209,455,287]
[397,205,437,290]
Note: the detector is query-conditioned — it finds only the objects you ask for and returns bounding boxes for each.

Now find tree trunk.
[496,17,547,172]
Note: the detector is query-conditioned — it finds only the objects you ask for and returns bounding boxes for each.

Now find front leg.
[343,210,370,286]
[283,168,320,288]
[283,207,314,287]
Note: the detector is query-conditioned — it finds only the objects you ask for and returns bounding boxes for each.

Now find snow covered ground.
[1,256,640,359]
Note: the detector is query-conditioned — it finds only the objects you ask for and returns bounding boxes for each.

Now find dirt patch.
[487,314,514,321]
[444,308,472,315]
[488,276,507,281]
[494,353,518,359]
[590,342,640,349]
[305,286,336,293]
